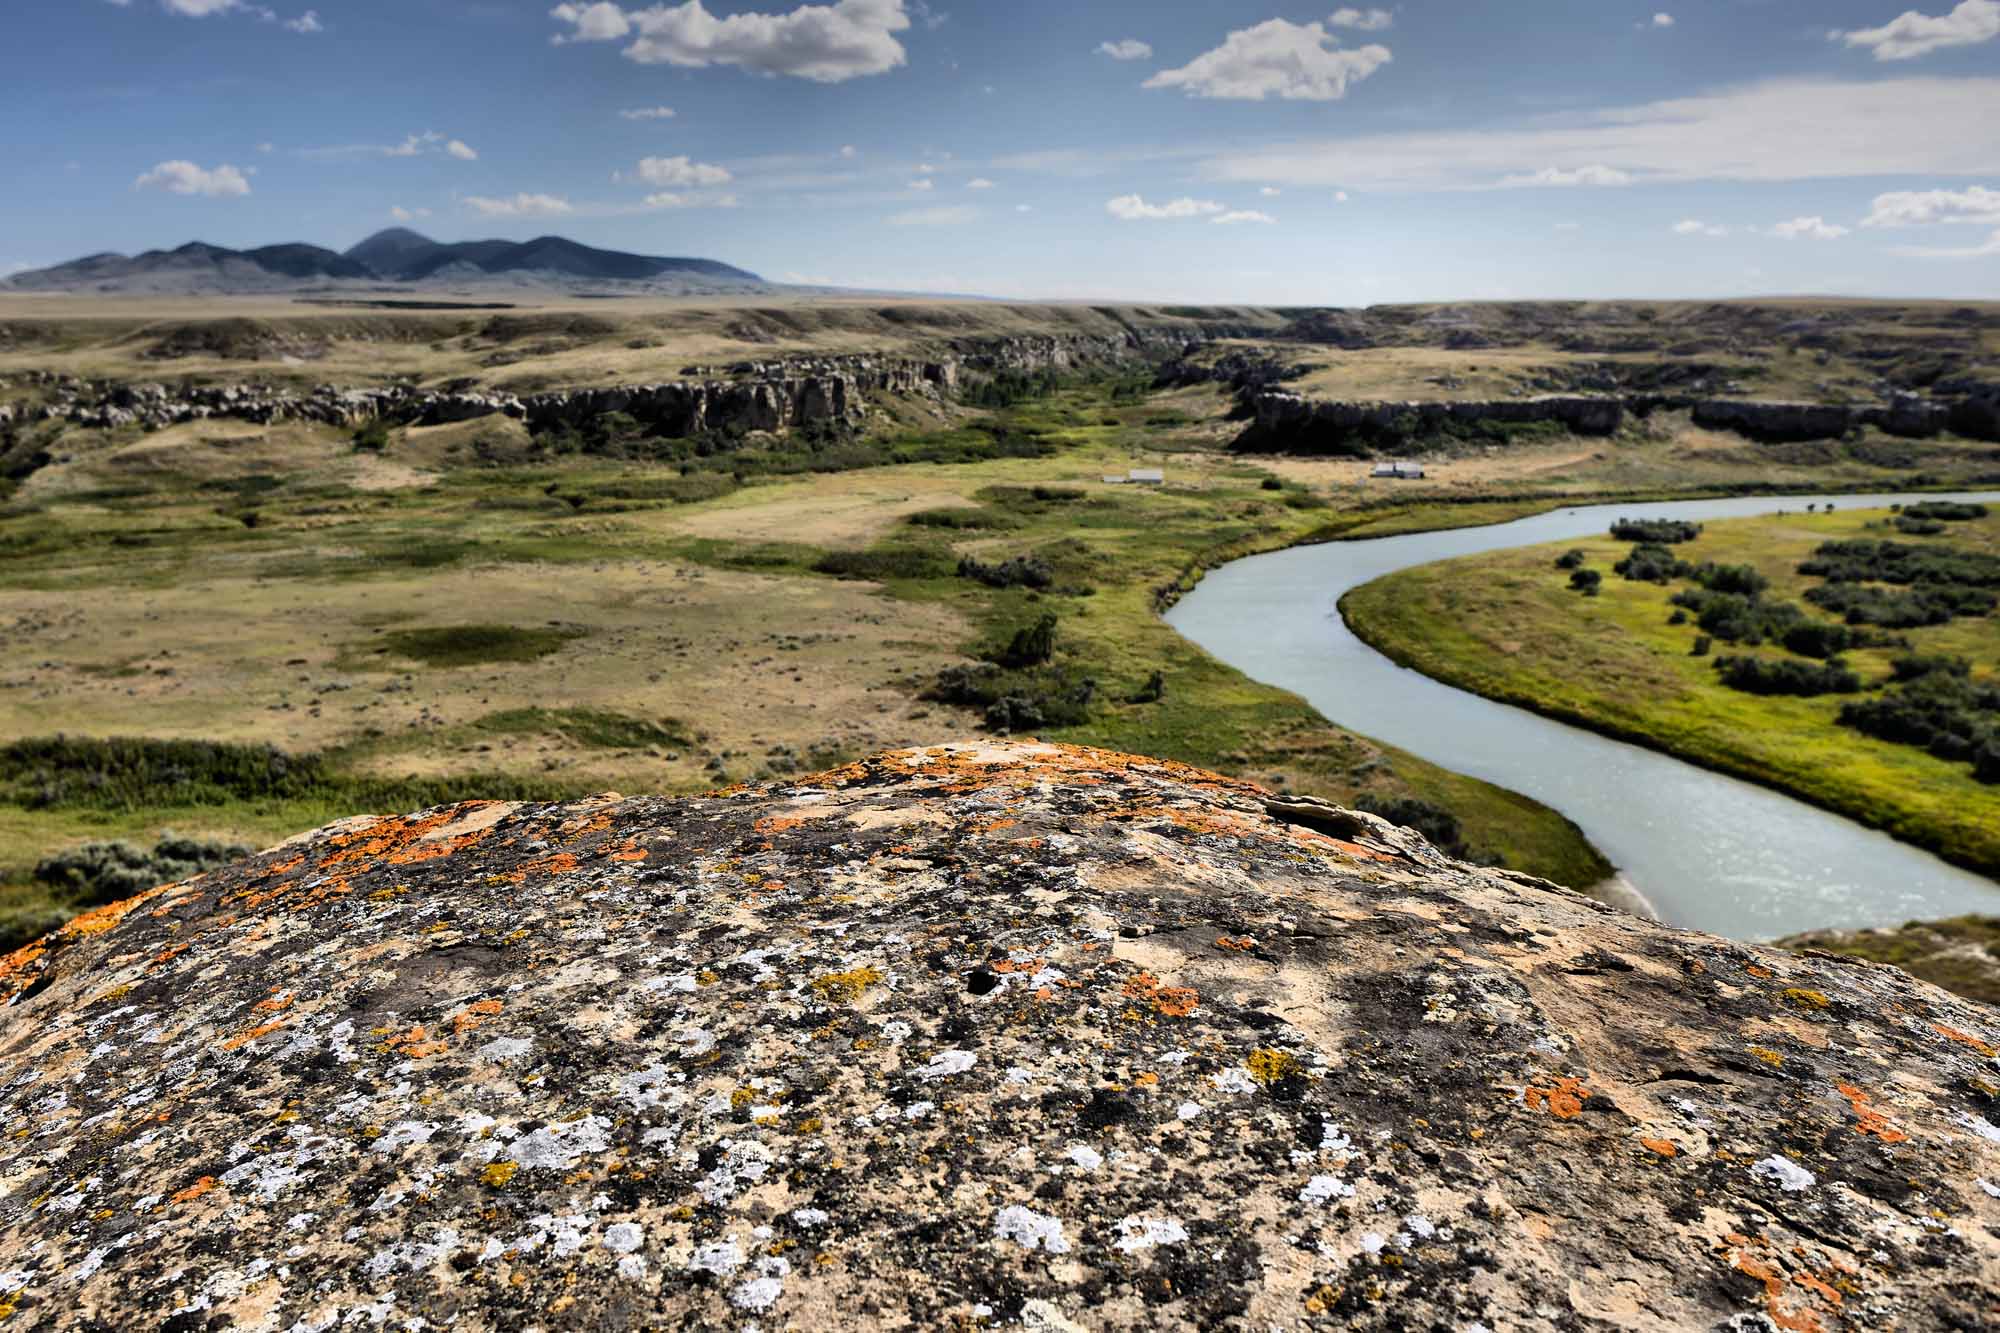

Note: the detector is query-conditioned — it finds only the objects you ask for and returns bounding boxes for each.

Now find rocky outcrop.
[7,330,1193,439]
[3,741,1997,1330]
[1244,392,1627,453]
[1243,384,2000,453]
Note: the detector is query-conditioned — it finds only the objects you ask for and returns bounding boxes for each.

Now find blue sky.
[5,0,2000,301]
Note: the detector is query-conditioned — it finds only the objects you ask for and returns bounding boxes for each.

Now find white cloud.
[1106,194,1225,220]
[464,193,574,217]
[1862,183,2000,226]
[1497,164,1633,187]
[839,144,858,158]
[1768,215,1849,240]
[1015,203,1032,212]
[889,204,978,225]
[1213,209,1276,225]
[628,154,733,186]
[1143,18,1391,102]
[1259,186,1280,196]
[1334,190,1349,202]
[965,177,994,189]
[907,178,934,190]
[133,160,251,197]
[1201,77,2000,190]
[1672,218,1728,236]
[372,131,480,161]
[643,190,739,209]
[1329,7,1393,31]
[285,9,321,32]
[390,205,432,222]
[1096,39,1152,60]
[1835,0,1999,61]
[446,139,478,161]
[162,0,245,14]
[619,105,678,120]
[550,0,912,83]
[1651,13,1675,27]
[549,2,631,41]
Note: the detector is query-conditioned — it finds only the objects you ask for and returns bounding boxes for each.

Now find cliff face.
[2,742,1997,1330]
[1243,385,2000,452]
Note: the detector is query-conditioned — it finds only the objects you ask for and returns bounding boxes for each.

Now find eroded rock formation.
[1242,384,2000,453]
[2,741,1996,1329]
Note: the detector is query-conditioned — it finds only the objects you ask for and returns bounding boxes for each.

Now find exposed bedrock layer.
[6,330,1207,437]
[1243,384,2000,451]
[2,742,1996,1330]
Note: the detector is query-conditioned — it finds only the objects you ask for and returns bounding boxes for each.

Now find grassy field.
[0,374,1642,948]
[1343,505,2000,875]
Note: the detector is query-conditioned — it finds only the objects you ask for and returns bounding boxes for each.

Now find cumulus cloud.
[1768,215,1849,240]
[644,190,739,208]
[133,160,251,197]
[360,131,480,161]
[1106,194,1225,220]
[1213,209,1275,225]
[1201,77,2000,190]
[161,0,248,14]
[1862,183,2000,226]
[1835,0,1999,61]
[1143,18,1390,101]
[965,177,994,189]
[549,0,912,83]
[889,204,978,225]
[1096,38,1151,60]
[1672,218,1728,236]
[390,205,432,222]
[285,9,321,32]
[464,193,573,217]
[446,139,478,161]
[1652,12,1675,27]
[619,105,677,119]
[907,178,934,190]
[839,144,858,158]
[1498,164,1632,187]
[1260,186,1280,196]
[1329,7,1393,30]
[1334,190,1349,202]
[627,154,733,186]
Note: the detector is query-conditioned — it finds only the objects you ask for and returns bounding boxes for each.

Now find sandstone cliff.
[1,742,1996,1329]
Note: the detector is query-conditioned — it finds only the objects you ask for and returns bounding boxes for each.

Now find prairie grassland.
[1343,506,2000,874]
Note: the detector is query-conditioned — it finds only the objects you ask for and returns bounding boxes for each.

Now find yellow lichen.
[481,1162,520,1188]
[811,966,885,1004]
[1246,1048,1303,1085]
[1780,988,1830,1011]
[1749,1046,1786,1067]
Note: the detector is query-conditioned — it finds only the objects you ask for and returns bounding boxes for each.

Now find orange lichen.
[1215,936,1257,953]
[251,989,294,1014]
[1834,1083,1907,1144]
[1640,1138,1678,1157]
[384,1025,450,1059]
[1522,1076,1592,1119]
[1123,972,1200,1017]
[1745,965,1774,980]
[1932,1023,1996,1057]
[170,1177,219,1205]
[1723,1236,1843,1333]
[451,998,504,1036]
[220,1020,288,1052]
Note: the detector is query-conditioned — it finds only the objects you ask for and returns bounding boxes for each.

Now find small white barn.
[1371,461,1426,480]
[1128,468,1165,485]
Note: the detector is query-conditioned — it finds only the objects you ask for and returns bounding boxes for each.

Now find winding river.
[1166,490,2000,941]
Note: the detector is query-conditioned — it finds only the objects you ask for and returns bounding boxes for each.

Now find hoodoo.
[1,742,1996,1329]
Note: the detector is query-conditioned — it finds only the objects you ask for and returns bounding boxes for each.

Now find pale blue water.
[1166,491,2000,940]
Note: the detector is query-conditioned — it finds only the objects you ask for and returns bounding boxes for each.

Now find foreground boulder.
[2,742,1997,1330]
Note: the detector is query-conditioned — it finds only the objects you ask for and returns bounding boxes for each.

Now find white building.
[1128,468,1165,485]
[1371,461,1425,480]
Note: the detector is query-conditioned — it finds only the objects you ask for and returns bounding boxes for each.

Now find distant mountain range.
[4,229,767,295]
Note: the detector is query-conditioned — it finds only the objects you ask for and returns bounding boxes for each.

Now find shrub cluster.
[1711,655,1863,697]
[1902,501,1989,522]
[1669,589,1805,645]
[1614,543,1693,584]
[1805,581,1997,627]
[1838,655,2000,782]
[1610,518,1703,544]
[926,664,1097,733]
[957,555,1054,590]
[1799,539,2000,590]
[34,836,253,909]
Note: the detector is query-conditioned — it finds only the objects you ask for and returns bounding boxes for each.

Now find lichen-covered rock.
[2,742,1997,1330]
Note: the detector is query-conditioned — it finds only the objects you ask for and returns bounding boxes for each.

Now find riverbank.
[1341,504,2000,881]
